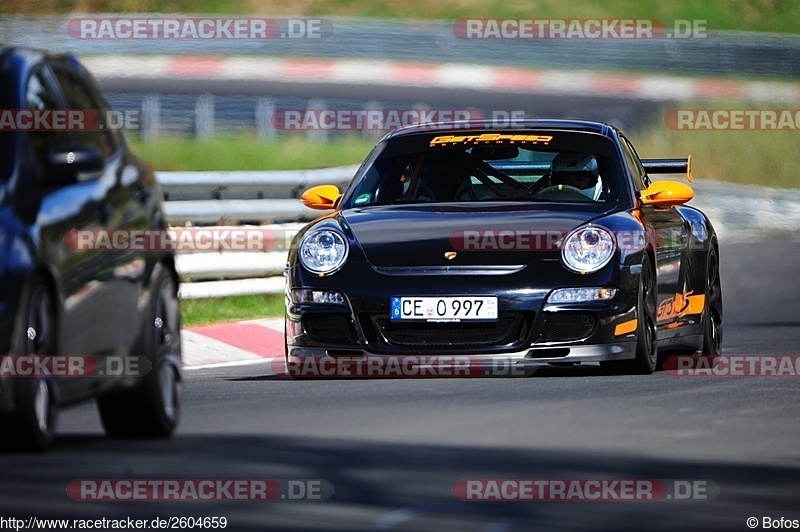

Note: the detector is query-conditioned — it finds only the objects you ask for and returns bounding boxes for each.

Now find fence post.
[256,97,276,139]
[412,102,431,128]
[141,93,161,142]
[362,101,383,140]
[306,98,328,143]
[195,94,215,139]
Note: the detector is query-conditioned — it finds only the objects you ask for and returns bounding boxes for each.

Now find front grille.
[375,315,522,347]
[538,312,596,343]
[303,314,356,344]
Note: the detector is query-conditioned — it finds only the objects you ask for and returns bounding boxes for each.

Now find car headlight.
[561,225,615,273]
[299,229,349,275]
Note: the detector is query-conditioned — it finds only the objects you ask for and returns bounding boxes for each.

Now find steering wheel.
[536,184,591,202]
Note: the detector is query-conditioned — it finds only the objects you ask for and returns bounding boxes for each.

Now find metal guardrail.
[178,251,288,280]
[159,165,356,225]
[159,166,356,298]
[159,166,358,201]
[164,200,315,225]
[160,167,355,298]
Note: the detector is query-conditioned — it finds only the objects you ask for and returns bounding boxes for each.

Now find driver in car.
[548,152,603,201]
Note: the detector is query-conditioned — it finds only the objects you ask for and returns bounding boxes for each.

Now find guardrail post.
[413,102,431,128]
[195,94,215,139]
[256,97,276,139]
[141,93,161,142]
[362,101,383,141]
[306,98,328,143]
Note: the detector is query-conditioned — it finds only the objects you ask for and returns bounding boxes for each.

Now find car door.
[19,66,114,400]
[49,65,146,355]
[30,64,140,393]
[620,135,690,328]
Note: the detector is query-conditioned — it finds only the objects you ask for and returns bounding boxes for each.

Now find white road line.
[243,317,285,333]
[184,357,278,372]
[181,329,264,367]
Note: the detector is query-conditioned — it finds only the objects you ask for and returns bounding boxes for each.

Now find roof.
[0,45,83,74]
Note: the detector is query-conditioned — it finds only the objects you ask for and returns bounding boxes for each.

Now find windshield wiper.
[480,196,556,202]
[359,198,432,206]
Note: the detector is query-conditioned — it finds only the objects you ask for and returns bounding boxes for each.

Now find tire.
[702,247,723,357]
[97,266,181,438]
[284,319,292,378]
[602,255,658,375]
[1,279,58,452]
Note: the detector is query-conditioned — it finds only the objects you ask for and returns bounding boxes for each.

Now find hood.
[342,202,614,267]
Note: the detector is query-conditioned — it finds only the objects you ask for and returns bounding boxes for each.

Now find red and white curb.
[181,318,284,370]
[81,55,800,104]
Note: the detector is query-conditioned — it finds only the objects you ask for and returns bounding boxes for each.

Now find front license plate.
[390,296,498,322]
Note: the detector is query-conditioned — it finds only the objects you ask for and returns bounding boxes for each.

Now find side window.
[619,136,649,191]
[50,68,120,159]
[25,70,72,177]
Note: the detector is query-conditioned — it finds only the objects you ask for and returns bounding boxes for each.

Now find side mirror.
[640,180,694,207]
[302,184,341,210]
[45,143,104,185]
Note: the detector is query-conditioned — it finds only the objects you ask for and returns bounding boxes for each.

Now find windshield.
[342,130,624,208]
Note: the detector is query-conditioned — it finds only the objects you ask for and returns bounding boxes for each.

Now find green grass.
[3,0,800,33]
[635,129,799,189]
[180,293,285,327]
[632,104,800,189]
[128,134,374,171]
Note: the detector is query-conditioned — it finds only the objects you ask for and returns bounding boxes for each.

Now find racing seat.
[414,151,472,202]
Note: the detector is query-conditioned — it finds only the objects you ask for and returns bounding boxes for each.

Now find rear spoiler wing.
[641,155,693,182]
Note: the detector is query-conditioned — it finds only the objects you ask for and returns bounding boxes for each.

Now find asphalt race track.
[0,234,798,530]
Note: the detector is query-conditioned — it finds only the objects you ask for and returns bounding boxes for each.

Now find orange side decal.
[657,292,706,323]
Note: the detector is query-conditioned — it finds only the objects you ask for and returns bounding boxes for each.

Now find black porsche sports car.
[0,46,181,450]
[285,120,722,377]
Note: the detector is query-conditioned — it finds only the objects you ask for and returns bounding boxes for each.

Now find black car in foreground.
[0,46,181,450]
[285,120,722,377]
